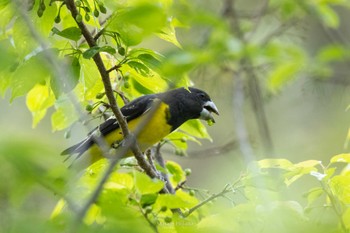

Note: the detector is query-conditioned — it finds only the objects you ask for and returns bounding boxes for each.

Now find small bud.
[96,93,105,99]
[99,5,107,14]
[175,148,185,156]
[75,0,82,7]
[54,15,61,23]
[160,206,167,212]
[144,206,152,214]
[85,13,90,21]
[180,137,187,143]
[189,189,195,196]
[64,130,71,139]
[184,168,192,176]
[164,216,172,223]
[123,81,130,89]
[37,8,44,17]
[75,14,83,23]
[118,47,126,56]
[85,104,93,112]
[93,9,99,17]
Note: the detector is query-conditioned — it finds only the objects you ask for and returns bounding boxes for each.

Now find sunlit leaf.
[26,84,55,127]
[51,96,79,131]
[134,170,164,195]
[157,19,182,48]
[10,51,53,101]
[317,4,339,28]
[52,26,82,41]
[166,161,186,184]
[121,64,168,94]
[330,175,350,204]
[316,45,347,63]
[154,190,198,210]
[108,3,167,46]
[330,153,350,164]
[257,159,293,170]
[304,187,324,208]
[267,62,302,93]
[179,119,212,141]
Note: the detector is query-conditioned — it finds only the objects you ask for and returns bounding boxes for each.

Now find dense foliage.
[1,0,350,232]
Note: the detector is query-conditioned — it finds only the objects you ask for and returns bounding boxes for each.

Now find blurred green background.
[1,0,350,232]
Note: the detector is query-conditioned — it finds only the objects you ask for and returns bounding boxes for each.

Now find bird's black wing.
[61,94,158,156]
[98,94,157,137]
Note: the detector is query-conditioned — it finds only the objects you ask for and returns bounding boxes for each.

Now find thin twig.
[186,184,234,216]
[154,143,175,194]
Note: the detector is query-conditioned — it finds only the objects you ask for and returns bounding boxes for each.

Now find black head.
[160,87,219,130]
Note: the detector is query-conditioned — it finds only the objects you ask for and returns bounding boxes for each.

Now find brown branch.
[64,0,168,227]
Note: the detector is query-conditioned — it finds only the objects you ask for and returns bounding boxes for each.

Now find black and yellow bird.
[61,87,219,167]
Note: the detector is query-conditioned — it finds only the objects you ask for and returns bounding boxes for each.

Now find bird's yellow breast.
[80,102,172,167]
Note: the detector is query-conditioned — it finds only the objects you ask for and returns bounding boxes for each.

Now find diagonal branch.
[64,0,169,227]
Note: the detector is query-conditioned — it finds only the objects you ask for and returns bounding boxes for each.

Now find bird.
[61,87,219,168]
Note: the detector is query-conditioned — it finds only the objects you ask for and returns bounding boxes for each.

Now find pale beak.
[200,101,219,123]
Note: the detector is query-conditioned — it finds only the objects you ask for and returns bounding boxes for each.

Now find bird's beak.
[200,101,219,123]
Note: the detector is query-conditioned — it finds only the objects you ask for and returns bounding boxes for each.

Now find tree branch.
[64,0,169,227]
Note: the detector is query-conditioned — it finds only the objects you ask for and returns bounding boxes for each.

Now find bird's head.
[188,87,219,125]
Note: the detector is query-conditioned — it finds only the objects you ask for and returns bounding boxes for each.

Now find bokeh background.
[1,0,350,231]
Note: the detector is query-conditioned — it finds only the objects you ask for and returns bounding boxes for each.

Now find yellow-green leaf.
[179,119,212,141]
[134,170,164,195]
[258,159,293,170]
[51,97,78,131]
[330,153,350,164]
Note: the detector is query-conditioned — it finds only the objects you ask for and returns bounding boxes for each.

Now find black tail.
[61,137,94,156]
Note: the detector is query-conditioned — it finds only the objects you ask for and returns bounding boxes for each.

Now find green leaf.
[318,4,339,28]
[258,159,293,170]
[330,153,350,164]
[127,61,151,76]
[156,19,182,48]
[166,131,200,151]
[137,53,163,72]
[120,64,168,94]
[82,46,116,59]
[134,170,164,195]
[154,190,198,210]
[140,193,158,206]
[83,46,101,59]
[330,175,350,204]
[179,119,212,141]
[267,62,301,93]
[0,39,17,70]
[50,55,81,98]
[107,172,134,190]
[304,187,324,208]
[10,51,52,101]
[52,26,82,41]
[343,208,350,229]
[51,96,79,131]
[26,84,55,127]
[12,18,38,58]
[108,3,167,46]
[316,45,347,63]
[80,58,105,99]
[166,161,186,184]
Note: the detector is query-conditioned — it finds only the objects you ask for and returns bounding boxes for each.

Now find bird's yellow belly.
[81,102,172,166]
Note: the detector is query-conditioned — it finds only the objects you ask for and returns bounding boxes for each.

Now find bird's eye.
[198,93,206,99]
